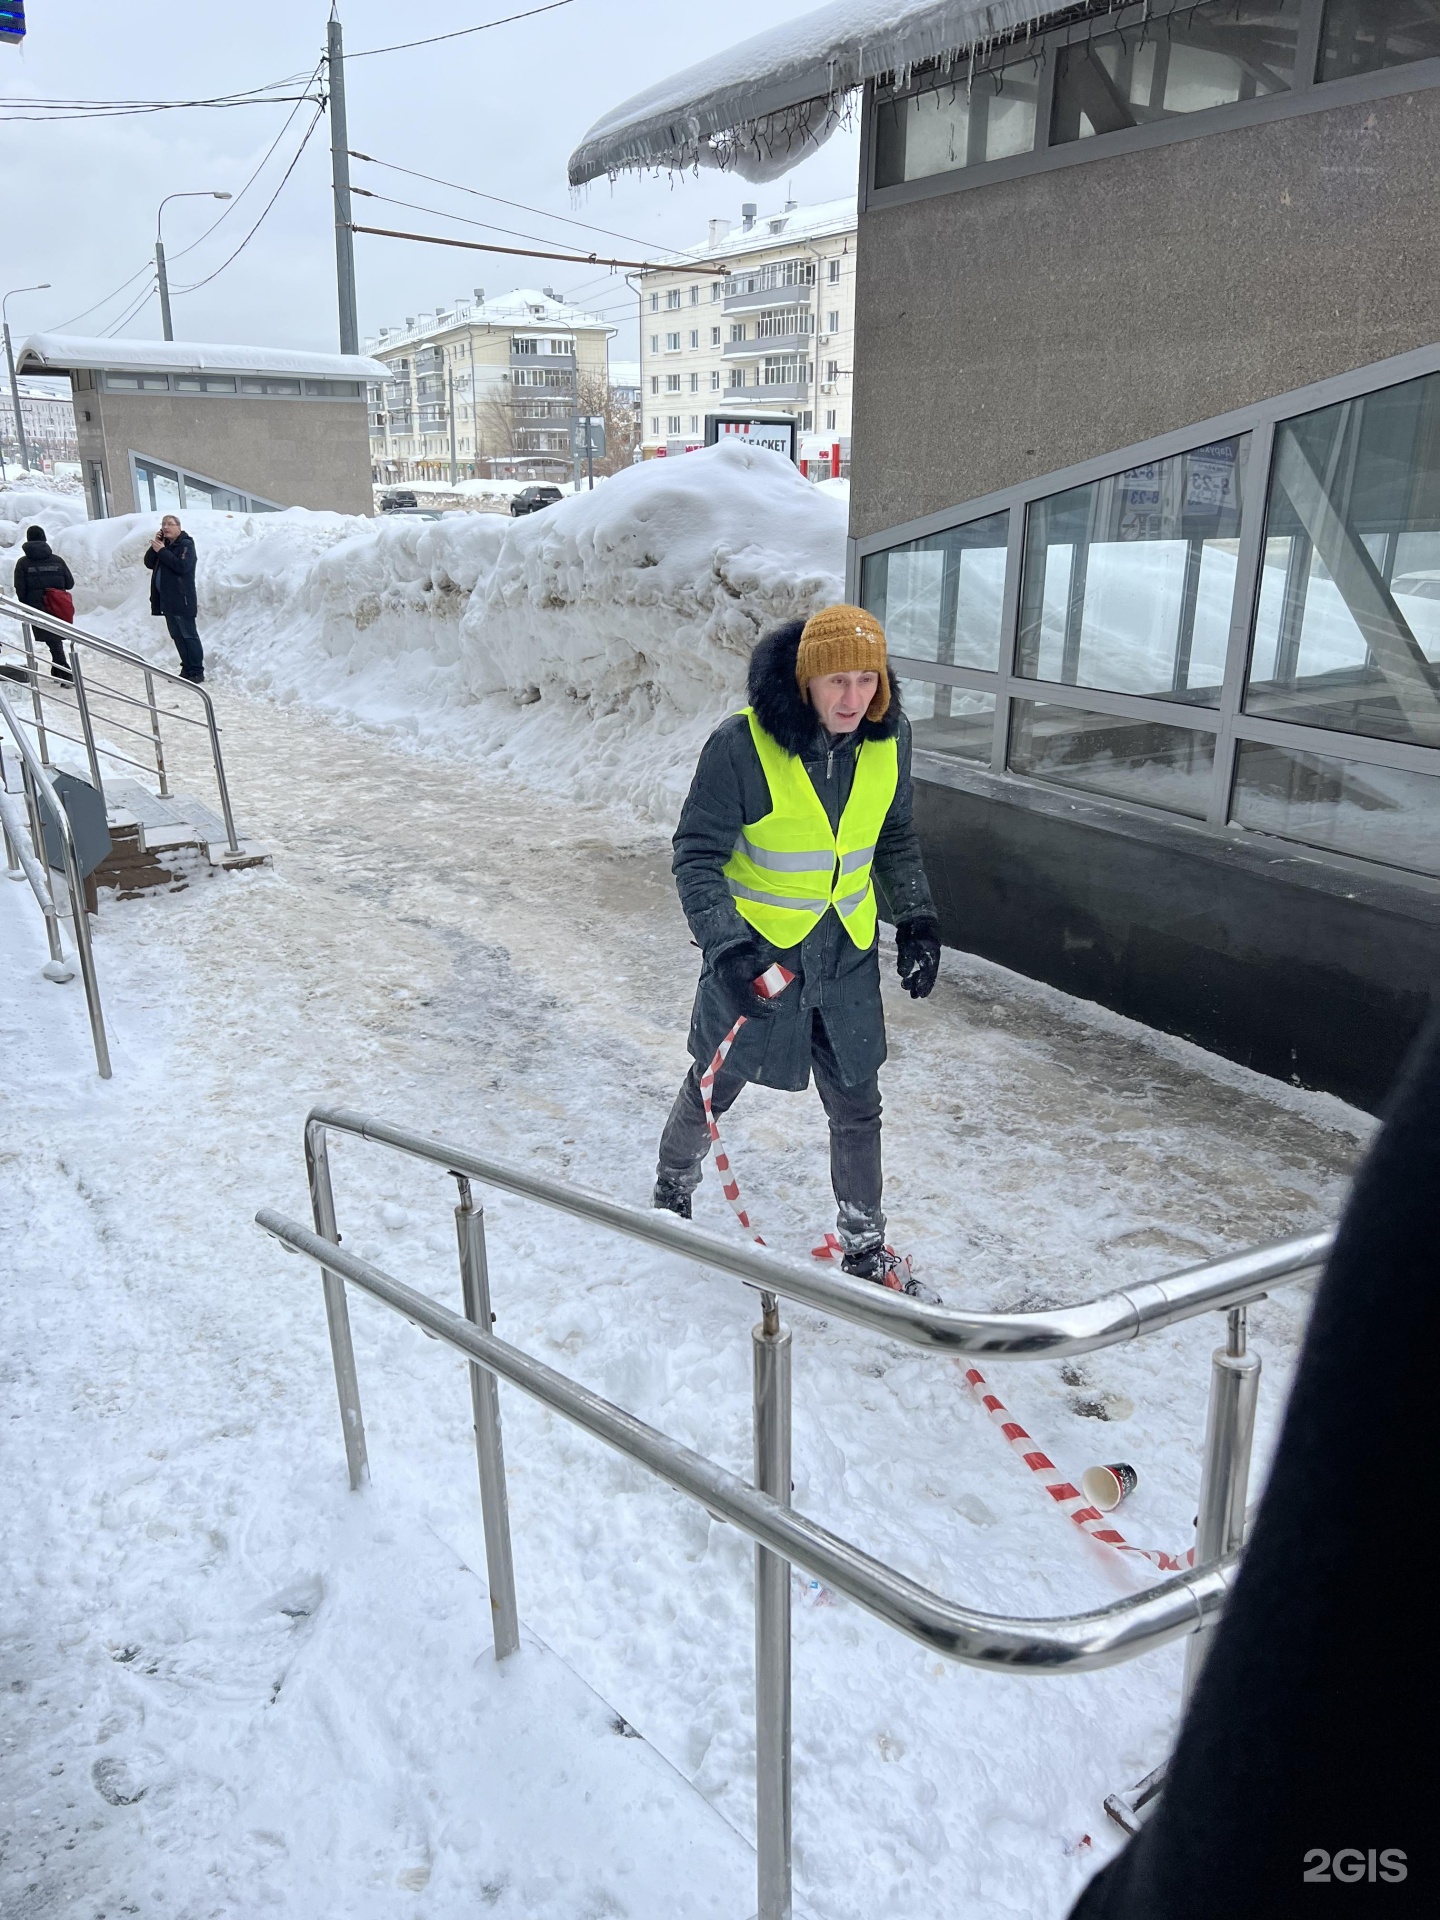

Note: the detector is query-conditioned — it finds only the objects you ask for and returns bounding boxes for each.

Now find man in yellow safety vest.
[654,603,941,1287]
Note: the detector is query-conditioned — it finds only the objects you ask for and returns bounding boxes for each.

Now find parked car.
[510,485,563,517]
[379,489,419,512]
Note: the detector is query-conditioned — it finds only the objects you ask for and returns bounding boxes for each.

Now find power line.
[350,222,701,273]
[170,60,325,263]
[48,259,155,333]
[173,104,327,296]
[0,76,318,122]
[104,277,160,338]
[352,184,640,260]
[349,150,700,262]
[347,0,578,60]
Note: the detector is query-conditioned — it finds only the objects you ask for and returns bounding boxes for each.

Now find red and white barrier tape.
[698,963,794,1248]
[959,1363,1194,1574]
[699,963,1191,1573]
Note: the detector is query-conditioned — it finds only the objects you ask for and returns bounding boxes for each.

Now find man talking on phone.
[143,513,204,683]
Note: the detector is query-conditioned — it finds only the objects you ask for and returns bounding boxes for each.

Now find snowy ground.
[1,659,1368,1918]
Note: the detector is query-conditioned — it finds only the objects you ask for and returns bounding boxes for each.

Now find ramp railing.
[0,679,110,1077]
[0,593,240,855]
[257,1104,1331,1920]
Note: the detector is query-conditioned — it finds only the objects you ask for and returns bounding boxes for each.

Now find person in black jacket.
[654,606,942,1288]
[142,513,204,681]
[12,525,74,678]
[1068,1015,1440,1919]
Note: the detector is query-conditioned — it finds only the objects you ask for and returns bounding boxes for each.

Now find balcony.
[723,333,811,361]
[511,350,575,368]
[723,283,814,315]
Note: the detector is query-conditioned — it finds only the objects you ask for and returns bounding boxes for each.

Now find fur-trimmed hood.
[747,619,902,757]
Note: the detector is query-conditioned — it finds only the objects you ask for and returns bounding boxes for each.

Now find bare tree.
[577,372,639,477]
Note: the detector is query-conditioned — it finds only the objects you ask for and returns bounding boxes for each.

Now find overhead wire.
[347,0,578,60]
[104,277,159,338]
[48,258,156,333]
[171,101,327,295]
[0,74,318,122]
[169,58,325,263]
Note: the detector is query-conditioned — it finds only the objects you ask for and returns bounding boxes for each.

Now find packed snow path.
[1,680,1367,1919]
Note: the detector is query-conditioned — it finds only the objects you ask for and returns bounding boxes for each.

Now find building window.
[1230,740,1440,875]
[689,373,699,392]
[666,332,681,351]
[1319,0,1440,80]
[1245,370,1440,750]
[1017,438,1246,704]
[689,414,700,432]
[827,259,841,283]
[730,323,747,343]
[663,373,679,392]
[826,311,840,334]
[825,409,837,430]
[711,327,722,346]
[896,681,998,762]
[513,337,537,355]
[727,369,746,389]
[667,288,682,308]
[826,360,839,381]
[1009,701,1219,818]
[689,329,699,349]
[668,414,682,432]
[1050,0,1301,147]
[650,376,659,394]
[861,510,1010,670]
[690,285,700,304]
[762,357,811,387]
[650,334,659,354]
[711,282,721,301]
[801,410,813,429]
[649,293,659,312]
[711,371,721,390]
[876,63,1040,181]
[651,416,660,433]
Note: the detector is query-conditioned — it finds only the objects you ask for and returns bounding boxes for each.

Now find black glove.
[712,941,780,1021]
[895,916,941,1000]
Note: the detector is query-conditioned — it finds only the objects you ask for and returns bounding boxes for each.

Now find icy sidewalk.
[1,683,1368,1919]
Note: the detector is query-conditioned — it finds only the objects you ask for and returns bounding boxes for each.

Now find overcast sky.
[0,0,860,368]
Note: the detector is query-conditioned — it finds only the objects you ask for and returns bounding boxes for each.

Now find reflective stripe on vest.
[721,707,898,950]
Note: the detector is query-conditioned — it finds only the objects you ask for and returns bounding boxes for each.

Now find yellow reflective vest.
[722,707,898,950]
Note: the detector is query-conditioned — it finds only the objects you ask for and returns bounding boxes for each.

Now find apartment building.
[1,376,78,471]
[637,196,855,468]
[367,288,613,482]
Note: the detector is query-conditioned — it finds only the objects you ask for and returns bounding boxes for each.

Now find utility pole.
[3,283,50,474]
[327,6,360,355]
[447,363,458,487]
[155,238,174,341]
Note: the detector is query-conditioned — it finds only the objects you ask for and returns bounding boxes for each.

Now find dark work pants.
[657,1011,884,1249]
[163,612,204,678]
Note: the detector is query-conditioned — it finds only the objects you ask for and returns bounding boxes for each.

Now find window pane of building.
[1051,0,1301,146]
[1318,0,1440,81]
[1245,372,1440,748]
[1018,438,1245,702]
[874,68,1038,186]
[1231,739,1440,876]
[1009,700,1217,816]
[897,680,997,761]
[860,509,1008,669]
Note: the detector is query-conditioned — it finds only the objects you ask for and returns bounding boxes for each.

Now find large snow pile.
[0,484,88,552]
[12,443,845,817]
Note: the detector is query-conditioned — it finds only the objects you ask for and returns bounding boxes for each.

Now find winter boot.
[837,1201,943,1305]
[652,1174,694,1220]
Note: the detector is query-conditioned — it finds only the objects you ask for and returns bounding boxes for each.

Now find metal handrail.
[307,1105,1330,1355]
[0,634,212,731]
[0,682,111,1077]
[258,1207,1236,1671]
[262,1104,1332,1920]
[0,594,240,853]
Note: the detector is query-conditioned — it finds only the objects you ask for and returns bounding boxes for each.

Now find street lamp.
[3,283,52,476]
[155,191,231,341]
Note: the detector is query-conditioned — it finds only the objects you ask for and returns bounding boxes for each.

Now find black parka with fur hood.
[672,619,935,1091]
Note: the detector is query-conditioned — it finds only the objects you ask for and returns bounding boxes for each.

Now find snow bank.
[0,484,88,552]
[19,442,846,819]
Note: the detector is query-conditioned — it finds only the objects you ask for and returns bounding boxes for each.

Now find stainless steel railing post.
[143,667,171,797]
[192,683,241,855]
[20,620,51,767]
[454,1176,521,1661]
[1182,1306,1260,1703]
[66,649,108,805]
[19,760,68,972]
[753,1292,793,1920]
[305,1121,369,1490]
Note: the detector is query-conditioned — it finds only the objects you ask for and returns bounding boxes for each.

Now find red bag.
[42,587,75,624]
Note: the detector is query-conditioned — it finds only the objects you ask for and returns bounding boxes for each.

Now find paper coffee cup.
[1081,1463,1138,1512]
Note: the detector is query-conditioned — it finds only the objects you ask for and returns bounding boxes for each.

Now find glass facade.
[1051,1,1301,146]
[872,0,1440,193]
[1018,440,1245,702]
[860,349,1440,881]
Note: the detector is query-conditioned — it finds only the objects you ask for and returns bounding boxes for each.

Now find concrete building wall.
[76,385,373,516]
[851,85,1440,540]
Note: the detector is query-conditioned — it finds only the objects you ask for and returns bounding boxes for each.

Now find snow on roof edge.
[16,333,387,382]
[568,0,1068,185]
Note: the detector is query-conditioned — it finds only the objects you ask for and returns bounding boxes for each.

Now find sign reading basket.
[704,414,799,463]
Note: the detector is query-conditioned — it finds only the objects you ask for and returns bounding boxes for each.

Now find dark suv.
[379,489,419,512]
[510,485,563,517]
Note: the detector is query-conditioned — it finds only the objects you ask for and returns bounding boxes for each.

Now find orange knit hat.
[795,604,890,721]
